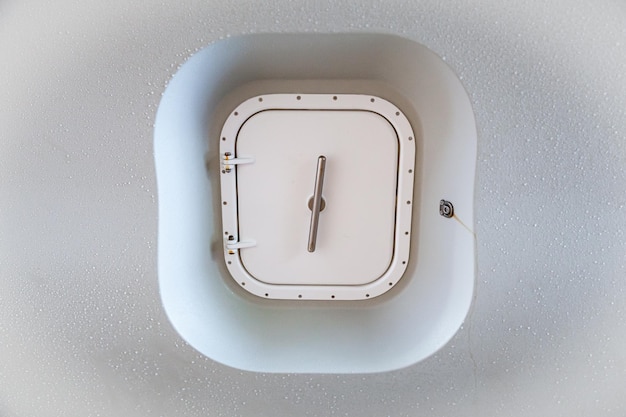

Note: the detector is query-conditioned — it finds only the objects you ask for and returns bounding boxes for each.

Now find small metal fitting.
[439,200,454,218]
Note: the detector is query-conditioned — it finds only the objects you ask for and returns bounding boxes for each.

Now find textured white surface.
[0,0,625,415]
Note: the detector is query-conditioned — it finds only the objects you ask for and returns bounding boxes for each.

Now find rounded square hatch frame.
[219,94,416,300]
[155,33,477,374]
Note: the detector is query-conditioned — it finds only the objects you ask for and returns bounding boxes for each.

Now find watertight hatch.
[219,94,416,300]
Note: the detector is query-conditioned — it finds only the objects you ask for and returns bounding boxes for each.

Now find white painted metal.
[4,1,626,413]
[219,94,415,300]
[154,33,476,373]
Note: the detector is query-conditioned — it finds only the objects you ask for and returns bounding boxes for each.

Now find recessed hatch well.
[154,33,476,373]
[220,94,415,300]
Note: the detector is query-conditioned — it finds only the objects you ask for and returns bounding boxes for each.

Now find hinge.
[222,152,254,173]
[225,235,257,254]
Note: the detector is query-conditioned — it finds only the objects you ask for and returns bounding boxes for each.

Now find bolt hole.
[405,231,409,235]
[370,98,375,102]
[265,293,269,297]
[258,97,263,102]
[389,282,393,286]
[406,200,411,205]
[221,137,226,141]
[221,170,226,174]
[333,96,337,100]
[331,295,335,299]
[402,261,406,265]
[227,261,232,265]
[365,294,370,298]
[234,111,239,116]
[223,201,227,205]
[241,282,245,286]
[296,95,301,100]
[395,111,400,116]
[298,294,302,299]
[408,136,413,141]
[408,169,413,173]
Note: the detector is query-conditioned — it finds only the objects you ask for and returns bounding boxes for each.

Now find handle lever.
[307,156,326,252]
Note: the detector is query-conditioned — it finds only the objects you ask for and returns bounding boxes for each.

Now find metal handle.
[307,156,326,253]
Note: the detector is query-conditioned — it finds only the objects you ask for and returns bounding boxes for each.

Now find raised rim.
[219,94,416,300]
